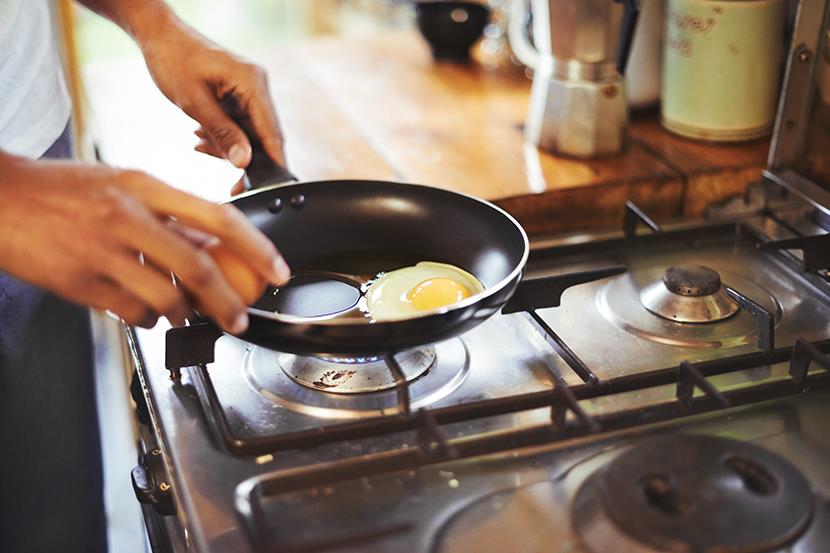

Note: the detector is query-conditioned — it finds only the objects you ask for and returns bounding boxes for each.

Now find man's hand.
[0,155,290,331]
[79,0,286,195]
[140,16,285,194]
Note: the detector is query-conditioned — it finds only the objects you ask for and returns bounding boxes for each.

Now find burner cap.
[598,268,780,348]
[662,265,721,296]
[640,265,739,323]
[243,339,469,418]
[573,435,814,553]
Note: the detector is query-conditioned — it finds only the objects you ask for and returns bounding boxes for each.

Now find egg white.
[364,261,485,321]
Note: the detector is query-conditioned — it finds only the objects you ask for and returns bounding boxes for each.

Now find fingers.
[123,172,290,285]
[81,278,159,328]
[166,219,219,248]
[193,133,247,196]
[194,127,224,158]
[194,139,224,159]
[109,207,251,333]
[181,85,252,168]
[99,251,193,328]
[192,62,286,170]
[241,70,286,167]
[230,176,246,196]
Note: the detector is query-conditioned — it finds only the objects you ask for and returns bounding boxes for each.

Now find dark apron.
[0,123,107,553]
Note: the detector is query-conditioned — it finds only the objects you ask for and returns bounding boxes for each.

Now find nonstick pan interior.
[238,181,523,288]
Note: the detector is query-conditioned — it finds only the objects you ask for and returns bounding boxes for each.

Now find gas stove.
[127,4,830,552]
[128,196,830,552]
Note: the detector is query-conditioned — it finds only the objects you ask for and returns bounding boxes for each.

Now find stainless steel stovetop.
[128,4,830,551]
[128,197,830,552]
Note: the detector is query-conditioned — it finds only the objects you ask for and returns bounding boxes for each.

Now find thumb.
[230,176,246,196]
[185,88,252,168]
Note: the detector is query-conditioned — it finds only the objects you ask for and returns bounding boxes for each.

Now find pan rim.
[227,179,530,326]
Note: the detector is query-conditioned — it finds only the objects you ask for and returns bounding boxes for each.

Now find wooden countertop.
[85,31,770,236]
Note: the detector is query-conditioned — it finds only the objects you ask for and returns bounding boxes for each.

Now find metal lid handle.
[615,0,641,75]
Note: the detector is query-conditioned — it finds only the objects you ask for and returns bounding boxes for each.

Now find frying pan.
[212,106,528,356]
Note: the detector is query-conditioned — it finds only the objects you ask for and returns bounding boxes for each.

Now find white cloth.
[0,0,71,158]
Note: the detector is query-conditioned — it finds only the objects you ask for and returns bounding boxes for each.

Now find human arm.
[0,152,290,331]
[76,0,285,191]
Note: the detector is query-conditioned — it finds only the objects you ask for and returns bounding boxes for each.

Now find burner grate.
[163,207,820,460]
[502,265,627,385]
[623,200,662,238]
[725,286,776,353]
[183,264,626,455]
[186,333,830,459]
[675,361,729,409]
[761,234,830,273]
[235,338,830,489]
[236,338,830,551]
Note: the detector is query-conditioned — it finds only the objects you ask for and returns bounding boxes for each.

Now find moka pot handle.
[508,0,541,69]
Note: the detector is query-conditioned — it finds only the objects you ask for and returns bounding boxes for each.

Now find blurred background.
[73,0,413,65]
[61,0,512,183]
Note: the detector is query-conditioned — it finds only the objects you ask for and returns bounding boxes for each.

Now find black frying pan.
[217,103,529,356]
[231,179,527,355]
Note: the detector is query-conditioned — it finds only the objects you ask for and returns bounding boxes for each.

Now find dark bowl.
[415,1,490,63]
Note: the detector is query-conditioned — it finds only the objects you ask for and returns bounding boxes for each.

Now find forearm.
[74,0,182,47]
[0,149,34,181]
[76,0,286,171]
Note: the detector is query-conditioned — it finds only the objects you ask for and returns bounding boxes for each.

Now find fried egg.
[365,261,485,321]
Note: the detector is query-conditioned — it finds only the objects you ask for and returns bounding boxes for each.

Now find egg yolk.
[406,278,472,311]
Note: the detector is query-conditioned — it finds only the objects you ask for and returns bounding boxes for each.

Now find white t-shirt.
[0,0,71,158]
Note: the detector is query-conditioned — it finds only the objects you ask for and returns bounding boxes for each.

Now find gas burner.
[280,349,436,394]
[432,449,613,553]
[597,265,781,348]
[242,339,469,419]
[572,435,815,553]
[432,435,827,553]
[640,265,739,323]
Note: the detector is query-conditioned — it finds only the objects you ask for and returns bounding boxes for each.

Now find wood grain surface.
[798,103,830,189]
[84,31,770,235]
[629,116,770,216]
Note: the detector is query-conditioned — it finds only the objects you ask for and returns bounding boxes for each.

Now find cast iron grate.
[761,234,830,273]
[178,264,625,455]
[161,204,806,457]
[235,337,830,552]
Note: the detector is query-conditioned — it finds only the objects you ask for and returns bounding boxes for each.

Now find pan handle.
[219,96,297,190]
[503,265,627,314]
